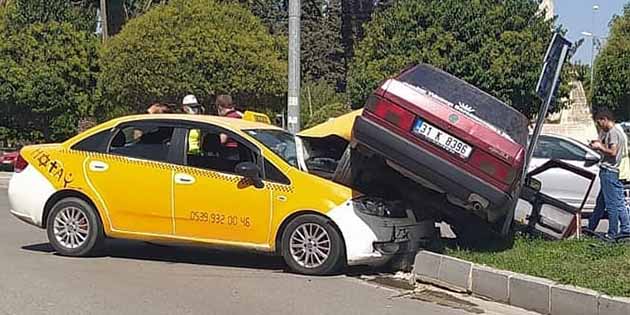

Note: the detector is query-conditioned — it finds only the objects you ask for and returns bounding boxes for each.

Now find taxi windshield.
[245,129,300,168]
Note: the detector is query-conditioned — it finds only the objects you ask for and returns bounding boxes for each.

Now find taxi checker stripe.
[61,149,294,193]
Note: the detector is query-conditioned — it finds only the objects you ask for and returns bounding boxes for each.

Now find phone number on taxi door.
[190,211,251,228]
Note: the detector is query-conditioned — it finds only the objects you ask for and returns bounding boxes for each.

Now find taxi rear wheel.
[281,214,345,275]
[46,197,104,257]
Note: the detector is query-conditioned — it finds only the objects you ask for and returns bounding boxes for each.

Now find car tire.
[281,214,345,275]
[46,197,104,257]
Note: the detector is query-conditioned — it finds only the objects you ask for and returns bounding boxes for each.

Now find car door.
[171,124,273,246]
[84,121,176,235]
[529,135,599,209]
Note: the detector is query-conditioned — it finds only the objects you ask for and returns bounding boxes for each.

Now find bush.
[347,0,559,118]
[0,2,99,142]
[305,102,351,129]
[98,0,287,118]
[300,81,346,127]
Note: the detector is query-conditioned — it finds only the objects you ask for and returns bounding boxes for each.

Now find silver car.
[528,134,600,213]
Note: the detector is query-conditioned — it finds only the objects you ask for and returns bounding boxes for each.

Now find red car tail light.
[469,149,517,186]
[14,153,28,173]
[365,95,415,131]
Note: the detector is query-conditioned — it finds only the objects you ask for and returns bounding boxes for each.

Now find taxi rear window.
[71,130,110,153]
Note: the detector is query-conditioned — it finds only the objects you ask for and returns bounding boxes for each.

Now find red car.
[347,64,529,235]
[0,150,18,171]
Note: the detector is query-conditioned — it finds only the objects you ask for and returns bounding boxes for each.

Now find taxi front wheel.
[46,197,104,257]
[281,214,346,275]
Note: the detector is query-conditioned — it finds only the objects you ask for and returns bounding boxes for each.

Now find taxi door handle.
[174,173,195,185]
[89,161,109,172]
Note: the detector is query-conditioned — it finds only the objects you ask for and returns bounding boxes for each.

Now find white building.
[539,0,555,20]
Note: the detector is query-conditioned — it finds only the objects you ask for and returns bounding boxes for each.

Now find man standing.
[181,95,204,154]
[588,107,630,238]
[215,95,242,159]
[182,95,205,115]
[147,103,172,114]
[216,94,242,119]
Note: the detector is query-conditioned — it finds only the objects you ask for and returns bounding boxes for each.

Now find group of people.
[146,94,243,119]
[587,107,630,239]
[146,94,244,157]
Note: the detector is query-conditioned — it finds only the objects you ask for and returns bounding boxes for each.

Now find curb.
[414,250,630,315]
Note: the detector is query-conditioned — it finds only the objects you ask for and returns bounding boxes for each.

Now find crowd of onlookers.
[146,94,243,120]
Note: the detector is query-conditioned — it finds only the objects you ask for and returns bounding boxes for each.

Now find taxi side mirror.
[235,162,264,188]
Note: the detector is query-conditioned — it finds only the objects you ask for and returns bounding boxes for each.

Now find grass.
[445,235,630,297]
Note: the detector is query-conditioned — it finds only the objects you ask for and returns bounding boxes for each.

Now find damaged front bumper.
[327,197,437,267]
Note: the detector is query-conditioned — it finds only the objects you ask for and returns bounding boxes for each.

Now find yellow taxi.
[8,113,431,275]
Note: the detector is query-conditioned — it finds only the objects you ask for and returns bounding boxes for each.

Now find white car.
[529,134,600,213]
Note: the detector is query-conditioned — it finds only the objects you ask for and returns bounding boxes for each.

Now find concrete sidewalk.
[414,251,630,315]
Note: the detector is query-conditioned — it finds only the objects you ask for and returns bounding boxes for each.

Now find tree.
[0,1,100,143]
[592,4,630,120]
[305,102,351,128]
[98,0,287,117]
[6,0,98,33]
[238,0,346,89]
[347,0,562,119]
[300,81,346,126]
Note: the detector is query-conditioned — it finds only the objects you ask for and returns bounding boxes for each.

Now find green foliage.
[239,0,346,89]
[448,235,630,297]
[0,2,100,143]
[7,0,97,33]
[301,0,345,87]
[592,4,630,120]
[305,102,351,129]
[122,0,168,20]
[347,0,562,119]
[98,0,287,117]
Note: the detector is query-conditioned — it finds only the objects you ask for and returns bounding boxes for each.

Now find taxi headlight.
[352,197,408,218]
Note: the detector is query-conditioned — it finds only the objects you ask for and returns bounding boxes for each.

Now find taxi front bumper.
[327,199,437,266]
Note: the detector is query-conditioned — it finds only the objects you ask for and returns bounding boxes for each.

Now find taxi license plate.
[412,119,472,159]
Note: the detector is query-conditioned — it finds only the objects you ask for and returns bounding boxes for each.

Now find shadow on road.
[23,239,287,271]
[21,239,374,276]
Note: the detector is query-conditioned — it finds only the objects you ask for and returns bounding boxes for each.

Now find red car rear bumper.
[353,115,514,214]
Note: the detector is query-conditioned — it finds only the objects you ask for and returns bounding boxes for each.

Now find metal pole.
[100,0,108,41]
[287,0,301,134]
[525,46,569,172]
[590,37,595,84]
[590,4,599,86]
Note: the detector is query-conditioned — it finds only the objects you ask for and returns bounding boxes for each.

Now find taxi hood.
[298,109,363,141]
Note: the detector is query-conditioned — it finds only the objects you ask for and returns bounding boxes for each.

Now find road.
[0,180,535,315]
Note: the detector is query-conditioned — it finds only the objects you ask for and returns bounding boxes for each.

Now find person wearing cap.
[182,94,205,115]
[181,94,203,155]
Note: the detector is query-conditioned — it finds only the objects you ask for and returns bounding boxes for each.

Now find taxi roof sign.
[242,111,271,124]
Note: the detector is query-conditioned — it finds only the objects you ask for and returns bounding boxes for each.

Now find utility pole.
[287,0,301,134]
[100,0,109,41]
[589,4,599,84]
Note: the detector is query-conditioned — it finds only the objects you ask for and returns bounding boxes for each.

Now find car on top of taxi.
[8,113,433,275]
[348,64,529,236]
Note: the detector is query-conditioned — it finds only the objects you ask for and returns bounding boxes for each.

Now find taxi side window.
[71,130,110,153]
[186,129,256,174]
[109,125,174,162]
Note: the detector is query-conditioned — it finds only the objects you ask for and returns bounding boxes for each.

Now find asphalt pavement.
[0,183,536,315]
